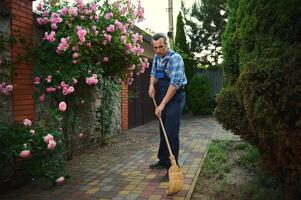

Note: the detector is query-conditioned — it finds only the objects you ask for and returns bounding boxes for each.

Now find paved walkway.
[1,116,239,200]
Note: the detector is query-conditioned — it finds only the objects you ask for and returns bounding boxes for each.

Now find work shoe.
[149,161,168,169]
[161,172,169,182]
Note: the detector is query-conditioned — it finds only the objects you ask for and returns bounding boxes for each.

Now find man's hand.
[148,85,155,98]
[155,103,165,118]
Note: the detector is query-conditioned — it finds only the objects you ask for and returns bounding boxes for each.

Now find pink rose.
[120,35,126,44]
[85,75,98,85]
[39,94,45,102]
[43,31,56,43]
[59,101,67,112]
[46,87,56,93]
[104,12,113,20]
[34,76,41,85]
[106,25,115,32]
[72,78,78,84]
[72,52,79,59]
[45,75,52,83]
[55,176,65,184]
[30,129,35,136]
[23,118,32,126]
[6,84,13,91]
[20,150,30,158]
[47,140,56,150]
[103,57,109,63]
[44,134,54,143]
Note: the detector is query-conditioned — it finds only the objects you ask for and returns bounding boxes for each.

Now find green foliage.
[33,1,146,93]
[0,123,30,167]
[199,140,283,199]
[187,74,212,115]
[235,142,260,168]
[29,0,149,160]
[174,11,197,83]
[175,12,189,53]
[216,0,301,197]
[174,11,198,114]
[214,86,253,142]
[245,172,283,200]
[183,0,227,66]
[202,140,231,178]
[0,121,66,183]
[221,0,240,85]
[96,78,121,144]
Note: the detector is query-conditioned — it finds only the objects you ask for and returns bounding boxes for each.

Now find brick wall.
[0,8,13,123]
[6,0,35,122]
[121,83,128,131]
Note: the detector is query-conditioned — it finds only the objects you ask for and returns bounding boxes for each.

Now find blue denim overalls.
[155,53,185,167]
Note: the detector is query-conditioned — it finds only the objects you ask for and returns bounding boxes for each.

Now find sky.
[136,0,196,34]
[33,0,196,34]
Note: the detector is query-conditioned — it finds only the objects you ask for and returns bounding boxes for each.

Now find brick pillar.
[6,0,35,122]
[121,83,128,131]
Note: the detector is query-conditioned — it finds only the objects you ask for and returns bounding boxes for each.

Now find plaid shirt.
[150,49,187,90]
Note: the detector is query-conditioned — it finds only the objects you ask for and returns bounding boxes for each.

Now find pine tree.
[174,11,196,82]
[183,0,227,66]
[174,11,197,113]
[175,12,189,53]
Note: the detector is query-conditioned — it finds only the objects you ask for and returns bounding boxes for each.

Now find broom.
[152,96,184,195]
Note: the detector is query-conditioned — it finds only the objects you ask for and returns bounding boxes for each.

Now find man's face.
[152,38,167,57]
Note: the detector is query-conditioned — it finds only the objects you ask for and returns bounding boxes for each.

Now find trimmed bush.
[214,86,256,143]
[188,74,212,115]
[216,0,301,198]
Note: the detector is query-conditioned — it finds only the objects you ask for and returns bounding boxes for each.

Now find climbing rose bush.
[0,82,13,95]
[0,117,66,183]
[34,0,149,111]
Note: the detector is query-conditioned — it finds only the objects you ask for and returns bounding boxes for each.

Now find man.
[148,33,187,180]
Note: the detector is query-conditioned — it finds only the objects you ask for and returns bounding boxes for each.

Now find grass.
[201,140,232,179]
[191,140,284,200]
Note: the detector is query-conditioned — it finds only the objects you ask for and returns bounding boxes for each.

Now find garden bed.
[191,140,284,200]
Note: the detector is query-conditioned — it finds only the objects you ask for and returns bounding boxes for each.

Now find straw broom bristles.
[168,155,184,195]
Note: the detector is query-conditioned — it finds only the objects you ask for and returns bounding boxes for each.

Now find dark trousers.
[158,91,185,167]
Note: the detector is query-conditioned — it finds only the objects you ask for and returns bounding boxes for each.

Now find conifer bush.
[215,0,301,198]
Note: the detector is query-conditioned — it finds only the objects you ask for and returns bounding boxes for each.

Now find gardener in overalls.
[148,33,187,181]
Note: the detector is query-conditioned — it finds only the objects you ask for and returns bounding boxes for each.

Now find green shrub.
[0,120,66,184]
[217,0,301,198]
[187,74,212,115]
[215,86,253,139]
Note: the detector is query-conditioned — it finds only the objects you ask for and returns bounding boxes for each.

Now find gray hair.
[152,33,168,46]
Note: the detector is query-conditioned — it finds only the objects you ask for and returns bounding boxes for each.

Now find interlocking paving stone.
[0,116,237,200]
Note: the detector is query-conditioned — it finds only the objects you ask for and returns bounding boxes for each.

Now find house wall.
[5,0,35,122]
[121,83,128,131]
[0,11,13,123]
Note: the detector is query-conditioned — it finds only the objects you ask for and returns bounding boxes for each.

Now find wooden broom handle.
[152,96,174,157]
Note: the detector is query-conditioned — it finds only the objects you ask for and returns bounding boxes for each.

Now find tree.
[215,0,301,198]
[174,11,197,113]
[183,0,227,66]
[175,12,189,52]
[174,11,196,82]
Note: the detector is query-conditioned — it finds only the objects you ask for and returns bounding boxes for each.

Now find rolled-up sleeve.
[169,55,185,90]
